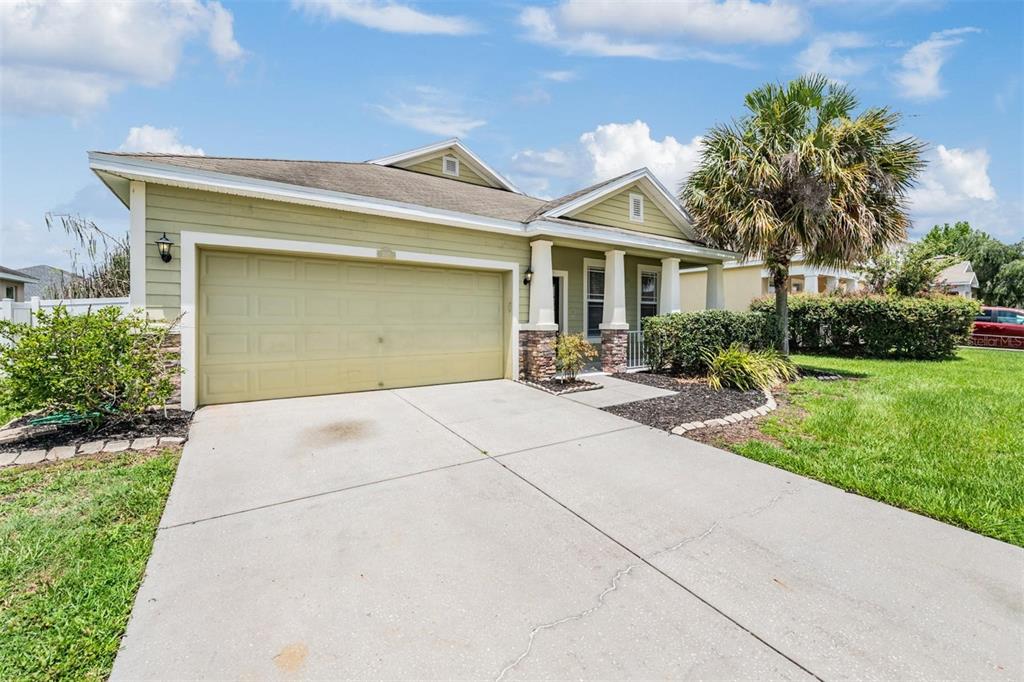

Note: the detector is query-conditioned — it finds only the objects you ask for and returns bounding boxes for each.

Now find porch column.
[129,181,147,309]
[823,275,838,293]
[706,263,725,309]
[804,274,819,295]
[659,258,681,314]
[526,240,557,330]
[599,249,628,373]
[519,240,557,382]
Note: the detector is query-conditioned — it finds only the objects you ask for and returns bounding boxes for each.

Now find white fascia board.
[88,152,526,238]
[526,219,735,261]
[368,138,522,194]
[543,168,694,238]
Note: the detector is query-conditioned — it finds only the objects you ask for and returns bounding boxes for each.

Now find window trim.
[442,154,460,177]
[628,192,644,223]
[637,265,659,327]
[583,257,605,340]
[552,270,569,334]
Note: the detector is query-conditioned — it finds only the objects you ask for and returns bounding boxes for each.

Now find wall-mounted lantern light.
[155,233,174,263]
[523,266,533,286]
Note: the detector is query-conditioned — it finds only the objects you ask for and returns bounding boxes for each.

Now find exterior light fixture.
[523,266,533,286]
[156,233,174,263]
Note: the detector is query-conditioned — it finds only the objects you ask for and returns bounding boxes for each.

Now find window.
[586,266,604,337]
[442,155,460,177]
[629,193,644,222]
[4,286,14,300]
[996,310,1024,325]
[639,270,658,323]
[976,309,995,322]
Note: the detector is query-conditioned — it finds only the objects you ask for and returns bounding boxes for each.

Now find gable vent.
[629,193,644,222]
[442,155,460,177]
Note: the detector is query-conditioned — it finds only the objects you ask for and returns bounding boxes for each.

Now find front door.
[552,276,563,334]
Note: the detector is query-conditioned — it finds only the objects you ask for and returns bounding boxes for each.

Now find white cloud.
[292,0,477,35]
[119,126,206,155]
[893,27,979,101]
[510,120,703,198]
[541,70,577,82]
[795,32,872,80]
[554,0,806,44]
[0,0,245,118]
[376,86,485,137]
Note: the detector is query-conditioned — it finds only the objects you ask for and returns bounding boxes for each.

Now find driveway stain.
[273,642,308,674]
[304,420,370,447]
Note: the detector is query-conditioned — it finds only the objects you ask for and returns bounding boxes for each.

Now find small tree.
[861,243,953,296]
[554,333,597,381]
[0,306,179,425]
[989,260,1024,307]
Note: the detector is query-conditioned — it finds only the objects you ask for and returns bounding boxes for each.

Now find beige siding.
[569,182,683,239]
[404,152,492,188]
[680,271,706,312]
[550,246,661,335]
[143,184,531,322]
[679,264,771,312]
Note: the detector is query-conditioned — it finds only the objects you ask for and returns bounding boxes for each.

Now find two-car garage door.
[197,249,506,405]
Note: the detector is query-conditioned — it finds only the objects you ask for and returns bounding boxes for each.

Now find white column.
[129,181,147,309]
[706,263,725,309]
[599,249,628,329]
[823,275,838,293]
[804,274,819,295]
[525,240,557,330]
[659,258,681,314]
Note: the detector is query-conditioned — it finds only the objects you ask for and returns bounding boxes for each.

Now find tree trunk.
[773,269,790,355]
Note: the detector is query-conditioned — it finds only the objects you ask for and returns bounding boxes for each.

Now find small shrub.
[642,309,777,373]
[0,305,179,425]
[555,333,598,381]
[750,293,979,359]
[704,342,798,391]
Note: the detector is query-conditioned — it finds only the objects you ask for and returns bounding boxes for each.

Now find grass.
[0,450,180,681]
[729,347,1024,546]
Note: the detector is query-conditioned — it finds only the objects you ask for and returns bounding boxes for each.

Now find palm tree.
[683,75,925,353]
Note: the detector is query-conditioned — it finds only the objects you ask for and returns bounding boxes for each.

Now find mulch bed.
[602,372,767,432]
[0,410,193,453]
[520,377,601,395]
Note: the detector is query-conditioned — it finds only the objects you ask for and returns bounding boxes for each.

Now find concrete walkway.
[563,372,676,407]
[113,380,1023,681]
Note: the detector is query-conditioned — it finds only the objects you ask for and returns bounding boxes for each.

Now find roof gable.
[368,139,521,193]
[539,169,695,240]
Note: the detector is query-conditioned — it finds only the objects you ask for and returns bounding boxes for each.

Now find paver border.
[1,435,186,468]
[670,388,777,435]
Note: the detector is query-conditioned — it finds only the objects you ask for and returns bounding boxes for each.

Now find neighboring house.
[89,138,735,410]
[20,265,79,298]
[0,265,37,302]
[935,260,979,298]
[678,256,865,312]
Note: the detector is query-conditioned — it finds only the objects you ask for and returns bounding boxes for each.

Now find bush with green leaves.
[0,305,179,424]
[642,309,777,373]
[704,342,798,391]
[750,293,979,359]
[555,332,598,381]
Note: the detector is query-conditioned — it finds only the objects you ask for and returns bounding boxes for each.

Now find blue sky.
[2,0,1021,270]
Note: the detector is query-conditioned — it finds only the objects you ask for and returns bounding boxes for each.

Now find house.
[20,265,79,299]
[935,260,979,298]
[678,256,865,312]
[0,266,37,302]
[89,139,735,411]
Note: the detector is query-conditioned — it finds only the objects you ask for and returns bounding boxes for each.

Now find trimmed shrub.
[0,305,179,425]
[704,342,798,391]
[555,332,597,381]
[750,294,979,359]
[642,309,777,373]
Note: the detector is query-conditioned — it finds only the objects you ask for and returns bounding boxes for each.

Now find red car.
[970,306,1024,349]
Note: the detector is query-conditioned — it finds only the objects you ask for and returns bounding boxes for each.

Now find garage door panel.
[198,250,506,405]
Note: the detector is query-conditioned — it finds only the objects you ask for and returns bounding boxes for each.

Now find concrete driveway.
[113,380,1023,681]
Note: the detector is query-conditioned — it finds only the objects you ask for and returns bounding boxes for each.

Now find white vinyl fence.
[0,296,131,327]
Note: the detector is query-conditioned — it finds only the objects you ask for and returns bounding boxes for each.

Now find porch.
[519,240,726,379]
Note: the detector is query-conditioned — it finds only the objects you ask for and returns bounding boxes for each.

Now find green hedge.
[750,294,979,359]
[642,310,777,372]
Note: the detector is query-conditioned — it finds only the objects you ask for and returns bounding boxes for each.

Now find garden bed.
[603,372,768,431]
[0,409,192,454]
[520,377,601,395]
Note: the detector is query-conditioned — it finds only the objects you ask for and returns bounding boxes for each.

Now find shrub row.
[642,309,777,373]
[749,294,979,359]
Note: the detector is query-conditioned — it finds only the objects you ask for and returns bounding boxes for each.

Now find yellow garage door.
[198,249,506,405]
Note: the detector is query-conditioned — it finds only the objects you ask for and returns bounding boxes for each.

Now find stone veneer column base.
[600,329,628,374]
[519,330,557,381]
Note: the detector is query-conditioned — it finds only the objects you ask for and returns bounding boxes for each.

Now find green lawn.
[730,348,1024,546]
[0,450,180,681]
